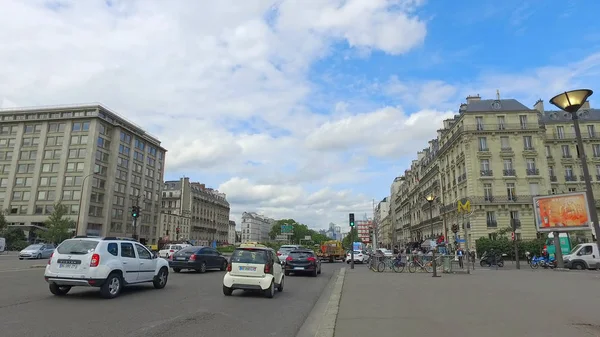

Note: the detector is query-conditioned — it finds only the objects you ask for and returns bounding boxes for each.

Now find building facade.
[228,220,236,245]
[159,212,191,242]
[393,94,600,249]
[161,177,230,246]
[240,212,274,243]
[375,197,391,246]
[389,176,405,245]
[356,220,373,243]
[324,222,342,240]
[0,104,166,244]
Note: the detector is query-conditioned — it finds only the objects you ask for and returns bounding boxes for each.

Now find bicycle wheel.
[424,262,433,273]
[377,261,386,272]
[392,262,404,273]
[530,261,539,269]
[408,262,416,273]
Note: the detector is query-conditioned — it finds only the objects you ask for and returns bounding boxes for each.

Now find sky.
[1,0,600,230]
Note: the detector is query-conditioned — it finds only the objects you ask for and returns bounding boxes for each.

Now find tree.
[0,209,7,234]
[269,219,330,245]
[41,203,75,245]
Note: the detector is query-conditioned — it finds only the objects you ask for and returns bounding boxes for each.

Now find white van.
[563,243,600,270]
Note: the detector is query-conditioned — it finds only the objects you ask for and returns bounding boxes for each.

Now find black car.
[169,246,228,273]
[284,249,321,277]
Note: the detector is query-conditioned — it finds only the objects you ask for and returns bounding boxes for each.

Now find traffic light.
[349,213,355,227]
[131,206,139,218]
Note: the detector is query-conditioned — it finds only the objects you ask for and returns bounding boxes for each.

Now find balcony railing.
[478,147,490,152]
[550,175,557,182]
[466,123,543,132]
[503,169,516,176]
[526,168,539,176]
[439,195,535,214]
[480,170,493,177]
[562,154,573,159]
[565,175,577,182]
[486,220,498,228]
[548,133,600,140]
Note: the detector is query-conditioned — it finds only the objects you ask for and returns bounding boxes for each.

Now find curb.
[30,265,46,269]
[315,268,345,337]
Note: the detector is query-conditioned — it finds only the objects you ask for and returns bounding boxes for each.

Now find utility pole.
[349,213,355,270]
[512,218,521,269]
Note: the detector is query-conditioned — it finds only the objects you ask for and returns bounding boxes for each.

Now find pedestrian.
[457,247,464,268]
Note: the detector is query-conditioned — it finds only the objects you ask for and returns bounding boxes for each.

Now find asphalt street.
[0,256,344,337]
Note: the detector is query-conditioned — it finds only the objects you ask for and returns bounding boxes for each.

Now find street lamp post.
[75,172,97,236]
[550,89,597,268]
[425,194,440,277]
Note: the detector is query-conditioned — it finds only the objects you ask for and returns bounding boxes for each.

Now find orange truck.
[316,240,345,262]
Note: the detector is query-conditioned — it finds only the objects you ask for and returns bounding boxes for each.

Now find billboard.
[533,192,592,232]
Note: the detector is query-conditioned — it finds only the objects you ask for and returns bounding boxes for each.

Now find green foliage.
[268,219,330,245]
[217,245,236,253]
[342,229,355,249]
[0,210,7,233]
[40,203,75,245]
[474,237,546,259]
[3,227,27,251]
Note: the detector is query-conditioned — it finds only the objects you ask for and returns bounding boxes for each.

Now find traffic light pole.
[132,196,140,241]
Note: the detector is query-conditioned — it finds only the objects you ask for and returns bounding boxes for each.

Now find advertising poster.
[533,192,592,232]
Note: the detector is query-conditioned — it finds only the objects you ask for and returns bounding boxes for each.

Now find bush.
[217,246,235,253]
[475,237,546,259]
[8,240,29,251]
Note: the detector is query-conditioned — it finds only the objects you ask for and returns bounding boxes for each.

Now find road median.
[29,264,46,269]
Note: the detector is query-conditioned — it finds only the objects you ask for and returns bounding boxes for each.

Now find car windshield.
[231,249,268,264]
[279,247,297,254]
[289,251,313,259]
[569,244,582,255]
[57,240,99,255]
[176,246,201,255]
[24,244,42,250]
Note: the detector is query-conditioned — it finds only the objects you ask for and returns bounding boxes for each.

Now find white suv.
[223,245,284,298]
[44,236,170,299]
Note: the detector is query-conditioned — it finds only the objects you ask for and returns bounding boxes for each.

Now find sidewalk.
[334,266,600,337]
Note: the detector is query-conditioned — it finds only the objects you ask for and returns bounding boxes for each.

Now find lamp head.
[549,89,593,113]
[425,194,436,202]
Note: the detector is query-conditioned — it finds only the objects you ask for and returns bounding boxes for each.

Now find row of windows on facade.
[472,116,597,134]
[0,122,162,159]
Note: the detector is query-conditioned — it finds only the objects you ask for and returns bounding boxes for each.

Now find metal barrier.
[368,254,476,274]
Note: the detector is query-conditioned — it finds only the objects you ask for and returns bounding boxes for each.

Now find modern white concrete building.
[0,104,166,244]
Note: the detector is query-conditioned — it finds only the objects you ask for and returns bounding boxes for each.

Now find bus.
[545,233,571,257]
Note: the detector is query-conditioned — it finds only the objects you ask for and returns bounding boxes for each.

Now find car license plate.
[176,257,186,260]
[294,267,304,270]
[59,264,77,269]
[239,266,256,271]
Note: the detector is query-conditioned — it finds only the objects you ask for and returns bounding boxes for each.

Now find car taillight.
[189,254,196,262]
[169,250,174,253]
[358,254,363,257]
[286,256,293,261]
[90,253,100,267]
[307,257,316,263]
[226,263,232,272]
[264,263,271,274]
[277,251,281,256]
[48,252,53,265]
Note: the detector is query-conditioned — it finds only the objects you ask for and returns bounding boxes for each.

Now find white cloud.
[0,0,440,228]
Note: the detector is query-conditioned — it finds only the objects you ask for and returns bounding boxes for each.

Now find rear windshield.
[289,251,314,259]
[57,240,99,255]
[177,246,200,254]
[231,249,268,264]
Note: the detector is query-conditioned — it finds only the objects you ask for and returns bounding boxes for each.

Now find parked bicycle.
[408,256,433,273]
[377,256,405,273]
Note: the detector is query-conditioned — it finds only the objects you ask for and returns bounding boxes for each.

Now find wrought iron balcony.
[503,169,516,176]
[486,220,498,228]
[565,175,577,182]
[526,168,540,176]
[550,175,557,182]
[480,170,493,177]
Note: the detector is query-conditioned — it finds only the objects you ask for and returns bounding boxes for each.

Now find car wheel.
[264,280,275,298]
[220,260,227,271]
[100,273,123,299]
[277,276,284,292]
[199,261,207,273]
[36,253,42,259]
[49,283,71,296]
[18,258,23,260]
[153,267,168,289]
[573,262,586,270]
[223,285,233,296]
[173,268,181,273]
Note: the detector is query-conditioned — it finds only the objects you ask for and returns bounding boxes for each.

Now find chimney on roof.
[582,101,591,109]
[534,99,544,113]
[466,94,481,103]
